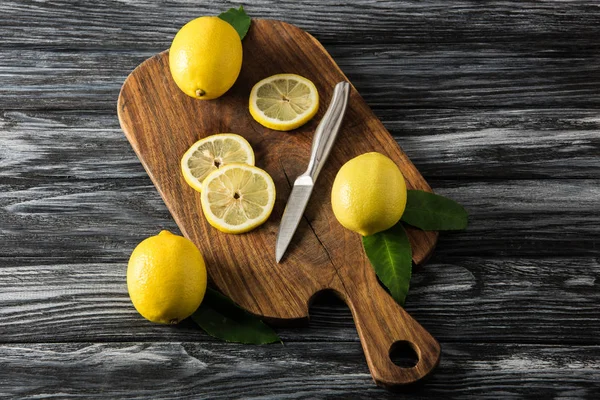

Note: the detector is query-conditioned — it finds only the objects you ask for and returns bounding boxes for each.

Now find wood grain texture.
[1,180,598,259]
[1,0,599,49]
[1,257,598,345]
[2,43,600,110]
[1,342,599,399]
[2,109,599,180]
[118,19,439,387]
[1,0,599,396]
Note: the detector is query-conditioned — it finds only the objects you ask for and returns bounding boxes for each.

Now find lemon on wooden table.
[249,73,319,131]
[181,133,255,192]
[201,164,276,234]
[331,152,407,236]
[127,230,207,324]
[169,16,243,100]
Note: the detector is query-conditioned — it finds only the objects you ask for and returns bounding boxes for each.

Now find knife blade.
[275,81,351,263]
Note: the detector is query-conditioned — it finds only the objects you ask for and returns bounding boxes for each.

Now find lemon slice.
[181,133,254,192]
[249,73,319,131]
[201,164,276,234]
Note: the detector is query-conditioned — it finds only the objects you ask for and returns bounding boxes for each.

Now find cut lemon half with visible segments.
[249,73,319,131]
[201,164,276,234]
[181,133,254,192]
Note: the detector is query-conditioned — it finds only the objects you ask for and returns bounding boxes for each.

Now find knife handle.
[304,81,350,181]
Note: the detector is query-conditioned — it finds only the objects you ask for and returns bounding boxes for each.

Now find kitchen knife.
[275,81,350,263]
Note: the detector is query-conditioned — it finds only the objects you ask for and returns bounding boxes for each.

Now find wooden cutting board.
[118,19,440,389]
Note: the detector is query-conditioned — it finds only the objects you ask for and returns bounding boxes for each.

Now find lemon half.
[201,164,276,234]
[249,73,319,131]
[181,134,255,192]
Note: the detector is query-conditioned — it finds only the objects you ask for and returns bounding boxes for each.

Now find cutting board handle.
[338,267,441,388]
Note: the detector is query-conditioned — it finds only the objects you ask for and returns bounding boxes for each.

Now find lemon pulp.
[249,73,319,131]
[201,164,276,233]
[181,133,254,192]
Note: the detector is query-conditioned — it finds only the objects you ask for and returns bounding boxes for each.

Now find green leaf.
[191,288,280,344]
[401,190,468,231]
[218,6,251,40]
[362,223,412,306]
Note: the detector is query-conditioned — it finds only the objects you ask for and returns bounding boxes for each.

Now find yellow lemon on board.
[249,73,319,131]
[181,133,255,192]
[169,16,243,100]
[127,230,207,324]
[331,152,407,236]
[201,163,276,234]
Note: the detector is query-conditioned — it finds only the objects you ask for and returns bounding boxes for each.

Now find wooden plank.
[0,111,145,180]
[2,44,600,110]
[0,0,597,396]
[1,110,598,181]
[1,179,598,259]
[1,257,598,344]
[0,341,598,398]
[1,1,599,49]
[391,108,600,179]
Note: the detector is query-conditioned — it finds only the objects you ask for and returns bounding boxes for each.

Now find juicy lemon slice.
[201,164,276,234]
[181,133,255,192]
[249,73,319,131]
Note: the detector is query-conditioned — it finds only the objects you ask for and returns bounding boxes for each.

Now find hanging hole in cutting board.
[389,340,419,368]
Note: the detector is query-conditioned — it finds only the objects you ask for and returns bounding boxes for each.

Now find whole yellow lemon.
[169,16,243,100]
[127,230,207,324]
[331,152,407,236]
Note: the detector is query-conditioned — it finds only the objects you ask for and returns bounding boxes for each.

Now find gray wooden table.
[1,1,599,398]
